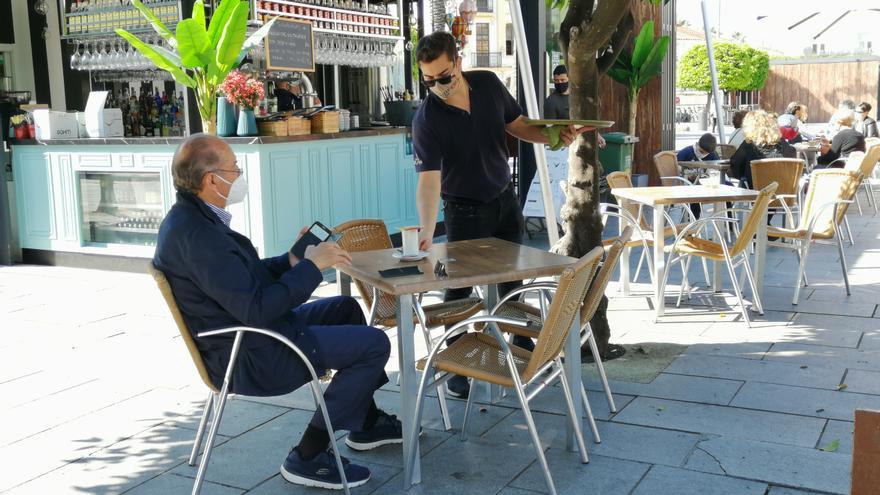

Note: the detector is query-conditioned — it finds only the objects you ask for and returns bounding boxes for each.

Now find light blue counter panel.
[13,148,57,249]
[12,130,422,259]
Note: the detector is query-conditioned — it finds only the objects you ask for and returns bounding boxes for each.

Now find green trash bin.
[598,132,639,174]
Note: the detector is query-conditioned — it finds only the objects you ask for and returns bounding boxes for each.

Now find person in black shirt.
[274,81,302,112]
[817,109,866,166]
[730,110,796,187]
[412,32,590,398]
[856,102,878,138]
[544,65,570,119]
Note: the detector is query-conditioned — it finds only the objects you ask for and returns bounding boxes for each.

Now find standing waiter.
[412,32,589,398]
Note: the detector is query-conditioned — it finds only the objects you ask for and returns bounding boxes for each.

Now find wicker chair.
[660,183,778,327]
[149,265,354,495]
[654,150,693,187]
[767,169,862,304]
[484,228,633,444]
[843,146,880,216]
[750,158,805,230]
[333,219,484,429]
[717,143,737,160]
[404,246,605,495]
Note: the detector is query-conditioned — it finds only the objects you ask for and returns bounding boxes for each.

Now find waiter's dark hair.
[172,134,223,194]
[416,31,458,64]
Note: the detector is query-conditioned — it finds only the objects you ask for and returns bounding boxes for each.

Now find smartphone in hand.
[290,221,334,260]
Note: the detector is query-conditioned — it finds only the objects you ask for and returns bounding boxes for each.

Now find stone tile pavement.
[2,206,880,494]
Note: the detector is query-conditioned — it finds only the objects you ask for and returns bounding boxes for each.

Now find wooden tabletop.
[337,238,576,296]
[678,160,731,171]
[611,185,760,206]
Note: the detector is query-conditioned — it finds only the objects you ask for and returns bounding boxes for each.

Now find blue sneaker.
[345,411,403,451]
[280,447,370,490]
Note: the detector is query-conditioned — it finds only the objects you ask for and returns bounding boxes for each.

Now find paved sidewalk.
[2,207,879,494]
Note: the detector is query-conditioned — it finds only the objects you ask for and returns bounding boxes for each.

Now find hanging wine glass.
[70,43,82,70]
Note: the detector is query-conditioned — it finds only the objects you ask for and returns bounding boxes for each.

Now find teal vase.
[237,108,257,136]
[216,96,237,137]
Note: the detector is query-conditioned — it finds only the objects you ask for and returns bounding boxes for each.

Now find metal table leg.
[397,295,421,486]
[563,312,583,452]
[653,205,667,319]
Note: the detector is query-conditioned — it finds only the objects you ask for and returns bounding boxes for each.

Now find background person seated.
[817,109,866,167]
[153,134,400,490]
[855,102,878,138]
[677,133,719,162]
[728,110,749,149]
[731,110,797,187]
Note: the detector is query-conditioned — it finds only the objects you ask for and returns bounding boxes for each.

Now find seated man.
[676,133,719,218]
[154,134,398,490]
[677,133,719,162]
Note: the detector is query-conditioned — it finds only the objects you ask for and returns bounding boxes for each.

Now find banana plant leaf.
[176,18,212,68]
[215,1,250,70]
[130,0,176,48]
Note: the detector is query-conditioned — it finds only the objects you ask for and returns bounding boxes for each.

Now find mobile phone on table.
[290,221,334,260]
[379,266,423,278]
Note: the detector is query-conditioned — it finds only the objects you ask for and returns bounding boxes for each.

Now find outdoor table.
[335,238,580,487]
[793,142,821,173]
[611,185,766,319]
[678,159,732,183]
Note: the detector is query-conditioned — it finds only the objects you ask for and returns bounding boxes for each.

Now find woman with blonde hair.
[730,110,796,185]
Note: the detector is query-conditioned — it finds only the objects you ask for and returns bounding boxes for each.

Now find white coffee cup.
[400,226,421,256]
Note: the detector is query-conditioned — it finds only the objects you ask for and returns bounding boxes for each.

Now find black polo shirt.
[412,70,522,202]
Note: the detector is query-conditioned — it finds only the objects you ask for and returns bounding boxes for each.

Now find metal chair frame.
[150,266,352,495]
[405,315,590,495]
[660,209,764,326]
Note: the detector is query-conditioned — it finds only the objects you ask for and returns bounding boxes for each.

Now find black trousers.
[442,184,525,308]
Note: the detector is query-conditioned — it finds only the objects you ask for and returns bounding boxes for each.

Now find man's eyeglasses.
[211,168,243,178]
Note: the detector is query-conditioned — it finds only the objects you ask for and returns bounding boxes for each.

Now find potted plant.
[116,0,277,134]
[219,70,265,136]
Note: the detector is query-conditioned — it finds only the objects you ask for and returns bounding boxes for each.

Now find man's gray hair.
[172,134,224,194]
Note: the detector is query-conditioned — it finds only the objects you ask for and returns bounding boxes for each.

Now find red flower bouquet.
[219,70,265,109]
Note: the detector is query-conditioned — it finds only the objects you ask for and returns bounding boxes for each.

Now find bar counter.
[10,127,420,259]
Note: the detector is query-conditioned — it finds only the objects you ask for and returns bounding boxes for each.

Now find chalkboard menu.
[265,18,315,72]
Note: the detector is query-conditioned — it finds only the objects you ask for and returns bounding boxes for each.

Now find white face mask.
[213,173,248,206]
[430,76,459,100]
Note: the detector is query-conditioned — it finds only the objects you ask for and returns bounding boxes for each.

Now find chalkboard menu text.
[265,18,315,72]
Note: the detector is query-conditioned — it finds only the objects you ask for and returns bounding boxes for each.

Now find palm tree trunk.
[628,88,639,136]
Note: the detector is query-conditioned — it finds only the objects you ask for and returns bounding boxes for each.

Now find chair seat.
[673,236,728,261]
[374,297,484,328]
[420,332,533,387]
[767,226,833,240]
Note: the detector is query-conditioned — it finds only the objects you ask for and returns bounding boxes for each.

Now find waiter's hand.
[419,227,434,252]
[598,133,607,149]
[560,124,593,147]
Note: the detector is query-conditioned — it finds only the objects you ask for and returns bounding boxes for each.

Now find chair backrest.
[865,137,880,150]
[800,169,862,238]
[332,219,398,322]
[717,143,737,160]
[843,152,866,172]
[581,227,633,324]
[730,182,778,256]
[522,246,604,380]
[750,158,804,206]
[149,264,219,393]
[854,146,880,179]
[653,151,680,186]
[605,172,649,230]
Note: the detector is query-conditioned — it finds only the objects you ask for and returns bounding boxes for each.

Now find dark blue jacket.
[677,145,719,162]
[153,191,324,396]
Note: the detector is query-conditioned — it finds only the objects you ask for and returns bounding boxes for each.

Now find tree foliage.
[678,42,769,92]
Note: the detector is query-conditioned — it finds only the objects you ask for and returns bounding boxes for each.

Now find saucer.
[393,250,430,262]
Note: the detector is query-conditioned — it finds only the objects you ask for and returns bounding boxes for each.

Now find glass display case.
[78,171,163,246]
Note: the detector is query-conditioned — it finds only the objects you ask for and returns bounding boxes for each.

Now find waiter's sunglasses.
[421,60,457,88]
[422,73,455,88]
